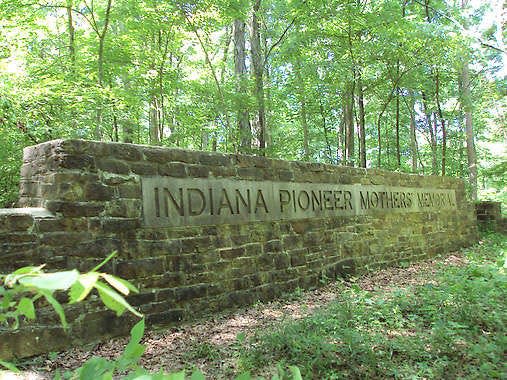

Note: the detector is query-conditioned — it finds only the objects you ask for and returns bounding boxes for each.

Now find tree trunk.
[251,0,266,153]
[234,19,251,152]
[430,114,438,175]
[396,90,401,168]
[461,0,477,199]
[319,100,333,163]
[408,92,418,173]
[422,92,437,175]
[395,62,401,169]
[66,0,75,67]
[434,71,447,176]
[295,60,310,160]
[357,76,366,168]
[344,82,355,166]
[93,0,113,140]
[149,97,160,145]
[461,58,478,200]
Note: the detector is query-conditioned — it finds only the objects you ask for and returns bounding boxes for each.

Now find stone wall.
[476,201,507,233]
[0,139,477,359]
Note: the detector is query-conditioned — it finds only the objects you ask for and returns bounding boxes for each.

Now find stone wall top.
[18,139,468,217]
[21,139,461,182]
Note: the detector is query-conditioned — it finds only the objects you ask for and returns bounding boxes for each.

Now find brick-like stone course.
[0,139,477,359]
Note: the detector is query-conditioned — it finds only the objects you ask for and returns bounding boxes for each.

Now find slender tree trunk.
[112,115,119,142]
[376,88,395,168]
[319,100,333,163]
[431,114,438,175]
[434,71,447,176]
[395,60,401,168]
[377,116,382,167]
[149,97,160,145]
[357,75,366,168]
[408,92,418,173]
[219,26,232,84]
[460,0,477,199]
[396,90,401,168]
[344,82,355,166]
[234,19,251,152]
[295,60,310,160]
[262,28,272,149]
[301,98,310,160]
[337,105,344,164]
[461,58,478,199]
[93,0,113,140]
[251,0,266,153]
[66,0,75,67]
[422,91,438,175]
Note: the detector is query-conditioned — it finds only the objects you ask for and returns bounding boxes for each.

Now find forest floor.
[9,232,506,379]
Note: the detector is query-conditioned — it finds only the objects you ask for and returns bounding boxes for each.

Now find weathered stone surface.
[0,139,477,360]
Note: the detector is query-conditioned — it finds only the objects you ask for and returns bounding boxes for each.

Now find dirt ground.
[8,253,467,380]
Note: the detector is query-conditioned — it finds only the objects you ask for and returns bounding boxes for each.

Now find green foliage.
[0,0,504,201]
[240,232,507,379]
[0,252,141,335]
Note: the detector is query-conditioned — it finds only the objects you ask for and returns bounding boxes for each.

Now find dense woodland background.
[0,0,505,208]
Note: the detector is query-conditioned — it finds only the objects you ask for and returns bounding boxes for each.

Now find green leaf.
[0,359,19,372]
[190,370,206,380]
[100,273,138,295]
[130,318,145,343]
[289,366,303,380]
[11,265,44,275]
[118,319,146,369]
[69,273,100,303]
[165,372,186,380]
[17,297,36,319]
[40,290,67,329]
[95,282,142,317]
[234,372,251,380]
[77,357,114,380]
[19,270,79,291]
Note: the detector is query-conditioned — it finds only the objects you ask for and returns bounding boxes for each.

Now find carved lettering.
[235,189,251,214]
[142,177,457,227]
[218,189,234,215]
[255,190,269,213]
[188,188,206,216]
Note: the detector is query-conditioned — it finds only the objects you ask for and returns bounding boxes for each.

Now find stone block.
[130,161,158,175]
[118,183,141,198]
[109,144,143,161]
[6,214,35,231]
[174,284,209,302]
[96,159,130,174]
[158,162,187,177]
[52,154,96,171]
[116,257,165,278]
[187,165,209,178]
[45,200,104,217]
[219,247,245,260]
[102,218,140,233]
[146,309,184,325]
[199,153,232,167]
